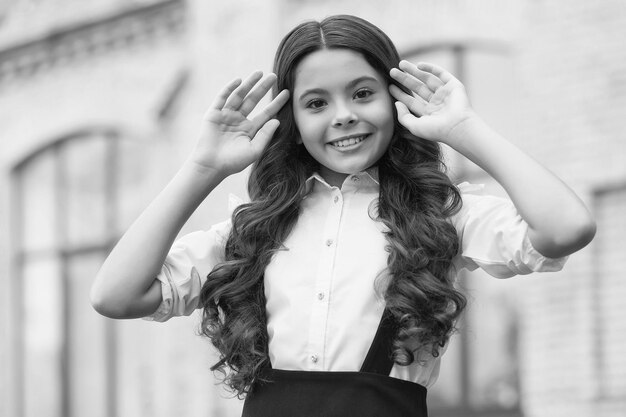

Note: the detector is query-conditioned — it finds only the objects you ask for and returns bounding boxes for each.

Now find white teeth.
[331,135,366,148]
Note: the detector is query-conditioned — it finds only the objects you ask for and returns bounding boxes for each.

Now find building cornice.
[0,0,185,86]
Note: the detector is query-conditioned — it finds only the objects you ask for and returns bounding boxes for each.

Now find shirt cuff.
[520,231,569,273]
[463,231,569,279]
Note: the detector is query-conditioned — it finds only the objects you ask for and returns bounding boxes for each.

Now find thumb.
[395,101,420,135]
[250,119,280,154]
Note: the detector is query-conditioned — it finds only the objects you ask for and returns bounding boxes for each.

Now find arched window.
[10,128,150,417]
[402,42,524,417]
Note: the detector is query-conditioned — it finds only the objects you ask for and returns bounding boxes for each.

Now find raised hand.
[191,71,290,176]
[389,61,475,146]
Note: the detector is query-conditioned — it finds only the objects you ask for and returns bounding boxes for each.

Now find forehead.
[293,49,384,91]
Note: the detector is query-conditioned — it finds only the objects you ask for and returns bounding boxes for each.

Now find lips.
[328,134,370,148]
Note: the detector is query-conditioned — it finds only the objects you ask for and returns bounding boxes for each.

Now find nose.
[332,102,358,127]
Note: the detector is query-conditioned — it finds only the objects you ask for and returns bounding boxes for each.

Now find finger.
[250,89,290,130]
[250,119,280,155]
[239,73,278,117]
[414,62,456,84]
[389,84,427,116]
[390,67,433,101]
[399,60,445,92]
[223,70,264,110]
[394,102,419,135]
[208,78,242,112]
[264,89,290,117]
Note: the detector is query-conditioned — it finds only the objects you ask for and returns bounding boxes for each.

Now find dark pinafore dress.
[241,310,428,417]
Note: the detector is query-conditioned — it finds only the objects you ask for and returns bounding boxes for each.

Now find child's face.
[292,48,394,185]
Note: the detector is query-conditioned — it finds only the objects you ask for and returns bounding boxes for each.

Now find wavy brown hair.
[199,14,466,396]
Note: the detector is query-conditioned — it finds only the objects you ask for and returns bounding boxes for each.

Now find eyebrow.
[298,75,381,102]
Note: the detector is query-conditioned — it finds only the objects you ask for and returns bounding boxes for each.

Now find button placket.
[305,188,343,371]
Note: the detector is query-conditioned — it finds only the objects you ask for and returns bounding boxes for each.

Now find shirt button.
[311,355,318,363]
[333,196,339,203]
[325,239,333,246]
[317,292,325,300]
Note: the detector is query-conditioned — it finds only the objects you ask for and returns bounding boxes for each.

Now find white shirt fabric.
[145,170,567,388]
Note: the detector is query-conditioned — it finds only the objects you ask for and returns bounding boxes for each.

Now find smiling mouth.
[329,134,370,148]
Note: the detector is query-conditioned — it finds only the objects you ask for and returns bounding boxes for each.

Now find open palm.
[389,61,475,145]
[193,71,289,176]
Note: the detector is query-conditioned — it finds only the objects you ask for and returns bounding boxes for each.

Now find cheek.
[383,100,396,135]
[368,103,395,137]
[380,107,395,128]
[295,113,326,142]
[376,112,396,152]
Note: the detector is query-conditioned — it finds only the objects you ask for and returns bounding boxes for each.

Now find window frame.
[10,128,121,417]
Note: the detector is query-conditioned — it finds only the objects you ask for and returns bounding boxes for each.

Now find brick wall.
[516,1,626,416]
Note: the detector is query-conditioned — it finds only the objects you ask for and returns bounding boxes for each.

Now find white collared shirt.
[145,171,566,387]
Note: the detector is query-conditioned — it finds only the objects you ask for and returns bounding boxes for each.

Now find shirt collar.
[304,167,380,194]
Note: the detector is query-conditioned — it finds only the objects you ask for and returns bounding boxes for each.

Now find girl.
[91,15,596,417]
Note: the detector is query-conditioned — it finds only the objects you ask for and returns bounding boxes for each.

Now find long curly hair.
[199,14,466,397]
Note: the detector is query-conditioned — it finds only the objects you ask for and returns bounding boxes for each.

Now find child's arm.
[389,61,596,258]
[90,72,289,319]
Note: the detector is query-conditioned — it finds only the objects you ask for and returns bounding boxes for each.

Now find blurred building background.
[0,0,624,416]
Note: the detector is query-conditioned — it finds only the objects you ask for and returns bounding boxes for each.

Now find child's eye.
[354,89,373,100]
[306,99,326,109]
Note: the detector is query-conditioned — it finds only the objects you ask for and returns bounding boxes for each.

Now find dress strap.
[359,309,397,375]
